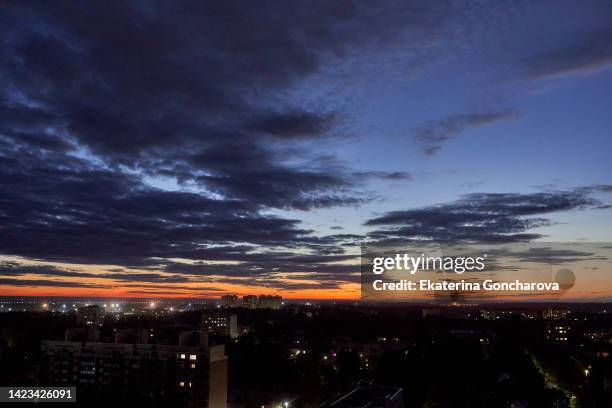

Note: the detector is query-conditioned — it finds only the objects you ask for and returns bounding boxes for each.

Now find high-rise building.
[219,295,239,308]
[202,313,238,339]
[257,295,283,310]
[208,345,228,408]
[40,330,227,408]
[240,295,283,309]
[242,295,258,309]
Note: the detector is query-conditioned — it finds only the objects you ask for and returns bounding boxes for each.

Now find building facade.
[242,295,258,309]
[257,295,283,310]
[40,330,227,408]
[219,295,239,308]
[202,313,238,339]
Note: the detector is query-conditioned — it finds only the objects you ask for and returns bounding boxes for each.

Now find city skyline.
[1,1,612,299]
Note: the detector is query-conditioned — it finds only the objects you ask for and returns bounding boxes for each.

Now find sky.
[0,0,611,300]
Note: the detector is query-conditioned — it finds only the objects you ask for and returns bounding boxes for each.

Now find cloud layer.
[366,189,609,243]
[1,1,610,294]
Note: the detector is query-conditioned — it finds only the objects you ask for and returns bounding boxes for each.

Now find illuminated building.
[202,313,238,339]
[257,295,283,310]
[219,295,239,308]
[40,330,227,408]
[242,295,258,309]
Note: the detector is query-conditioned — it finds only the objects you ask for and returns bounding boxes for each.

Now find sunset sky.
[1,1,611,299]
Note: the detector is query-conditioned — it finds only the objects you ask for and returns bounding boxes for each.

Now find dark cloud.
[485,246,609,265]
[121,283,222,292]
[1,1,610,293]
[0,144,323,266]
[125,291,196,296]
[522,27,612,80]
[248,279,345,291]
[365,189,603,243]
[0,0,467,222]
[0,0,439,211]
[354,171,412,181]
[0,262,194,284]
[247,111,336,139]
[0,278,110,288]
[0,262,85,278]
[195,163,364,211]
[170,141,362,209]
[414,111,516,155]
[162,253,358,278]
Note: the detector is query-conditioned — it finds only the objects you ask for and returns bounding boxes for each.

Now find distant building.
[202,313,238,339]
[76,305,105,326]
[40,330,227,408]
[422,307,473,319]
[480,309,497,320]
[239,295,283,309]
[481,309,545,321]
[545,322,573,344]
[219,295,239,308]
[258,295,283,310]
[543,308,569,320]
[242,295,258,309]
[322,386,403,408]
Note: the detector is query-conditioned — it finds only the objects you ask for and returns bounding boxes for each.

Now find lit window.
[189,354,197,361]
[179,381,185,387]
[190,363,196,369]
[179,353,186,359]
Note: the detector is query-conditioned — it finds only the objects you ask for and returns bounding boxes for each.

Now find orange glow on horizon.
[0,283,362,300]
[2,282,611,301]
